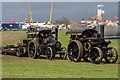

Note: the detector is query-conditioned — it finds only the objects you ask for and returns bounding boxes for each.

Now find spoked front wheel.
[59,47,67,60]
[104,47,118,63]
[89,47,103,64]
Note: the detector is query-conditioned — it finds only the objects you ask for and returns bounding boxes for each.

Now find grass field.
[1,31,120,78]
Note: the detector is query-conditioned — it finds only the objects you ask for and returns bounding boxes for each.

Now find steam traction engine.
[66,28,118,64]
[26,26,67,59]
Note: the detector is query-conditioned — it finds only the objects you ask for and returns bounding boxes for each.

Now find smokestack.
[100,25,104,39]
[55,25,59,40]
[99,22,105,39]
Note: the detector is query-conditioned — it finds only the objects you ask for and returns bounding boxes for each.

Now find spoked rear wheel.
[67,40,83,62]
[59,47,67,60]
[89,47,103,64]
[28,40,39,59]
[46,47,54,60]
[104,47,118,63]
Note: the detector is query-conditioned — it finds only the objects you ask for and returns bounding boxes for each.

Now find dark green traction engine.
[26,26,67,60]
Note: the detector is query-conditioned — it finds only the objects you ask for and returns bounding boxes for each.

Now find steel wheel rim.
[68,41,79,61]
[89,47,102,64]
[106,48,117,63]
[60,47,66,59]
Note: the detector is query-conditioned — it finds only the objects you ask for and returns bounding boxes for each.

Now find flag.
[10,18,13,23]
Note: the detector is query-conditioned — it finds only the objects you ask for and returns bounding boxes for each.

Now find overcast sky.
[1,2,118,22]
[1,0,120,2]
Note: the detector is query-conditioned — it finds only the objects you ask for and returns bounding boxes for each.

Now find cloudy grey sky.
[1,2,118,22]
[2,0,120,2]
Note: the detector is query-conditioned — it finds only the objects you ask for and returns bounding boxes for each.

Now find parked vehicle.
[66,28,118,64]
